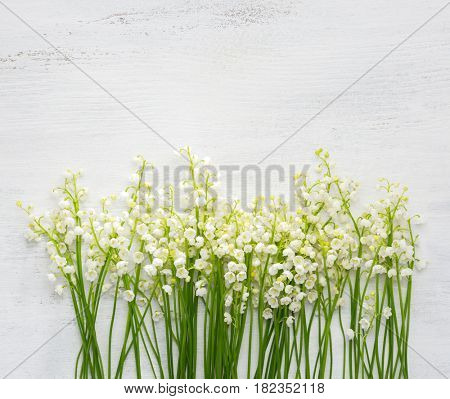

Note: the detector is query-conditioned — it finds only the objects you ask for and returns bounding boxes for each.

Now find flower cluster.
[19,148,422,379]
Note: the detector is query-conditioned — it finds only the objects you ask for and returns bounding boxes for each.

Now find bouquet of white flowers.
[19,148,423,379]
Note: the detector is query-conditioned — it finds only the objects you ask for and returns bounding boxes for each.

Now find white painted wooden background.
[1,0,449,378]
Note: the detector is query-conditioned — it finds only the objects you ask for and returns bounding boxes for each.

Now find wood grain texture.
[1,0,449,378]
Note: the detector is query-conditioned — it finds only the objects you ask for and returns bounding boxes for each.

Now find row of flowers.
[19,148,423,379]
